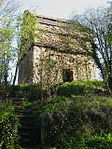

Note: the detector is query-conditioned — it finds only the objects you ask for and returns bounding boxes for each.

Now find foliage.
[84,133,112,149]
[13,10,40,85]
[10,83,44,101]
[0,0,18,84]
[0,83,12,103]
[6,144,23,149]
[0,103,20,148]
[0,16,15,83]
[1,81,111,148]
[52,133,112,149]
[33,97,112,148]
[17,10,39,51]
[57,80,106,97]
[37,96,71,114]
[43,134,112,149]
[9,80,107,102]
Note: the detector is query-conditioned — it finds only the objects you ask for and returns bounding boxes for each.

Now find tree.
[72,3,112,92]
[0,0,18,84]
[12,10,40,85]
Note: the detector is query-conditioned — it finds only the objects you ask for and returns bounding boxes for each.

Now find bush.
[0,103,20,148]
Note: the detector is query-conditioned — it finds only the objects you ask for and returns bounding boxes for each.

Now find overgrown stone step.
[20,138,33,142]
[16,113,33,118]
[19,120,33,126]
[19,127,34,133]
[19,126,34,136]
[25,147,39,149]
[15,107,33,114]
[16,108,33,113]
[20,138,34,147]
[12,97,23,102]
[14,94,27,98]
[19,132,35,146]
[19,130,34,138]
[15,106,38,148]
[19,117,34,126]
[20,141,37,147]
[20,132,34,139]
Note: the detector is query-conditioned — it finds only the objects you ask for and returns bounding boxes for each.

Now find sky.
[17,0,109,19]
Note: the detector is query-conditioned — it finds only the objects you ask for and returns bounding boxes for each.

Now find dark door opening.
[63,69,73,82]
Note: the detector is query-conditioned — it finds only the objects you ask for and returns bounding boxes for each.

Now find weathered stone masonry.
[18,14,96,84]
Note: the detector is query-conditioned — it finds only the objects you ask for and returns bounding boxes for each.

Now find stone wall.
[18,14,96,85]
[32,45,96,85]
[18,48,33,84]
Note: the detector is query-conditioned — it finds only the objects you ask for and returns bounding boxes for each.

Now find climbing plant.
[13,10,40,85]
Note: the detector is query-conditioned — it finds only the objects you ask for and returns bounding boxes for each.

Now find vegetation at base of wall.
[0,102,20,149]
[0,80,111,148]
[9,80,108,102]
[57,80,107,97]
[35,95,112,114]
[31,81,112,149]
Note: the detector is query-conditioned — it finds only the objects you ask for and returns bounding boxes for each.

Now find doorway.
[63,69,73,82]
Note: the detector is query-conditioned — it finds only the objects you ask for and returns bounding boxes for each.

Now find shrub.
[0,103,20,148]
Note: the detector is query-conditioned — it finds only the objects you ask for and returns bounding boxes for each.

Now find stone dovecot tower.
[18,11,96,84]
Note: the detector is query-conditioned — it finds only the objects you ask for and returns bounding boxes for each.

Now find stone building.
[18,12,96,84]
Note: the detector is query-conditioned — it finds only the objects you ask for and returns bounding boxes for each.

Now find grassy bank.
[0,80,112,149]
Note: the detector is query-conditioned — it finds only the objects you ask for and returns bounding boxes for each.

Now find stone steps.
[15,105,36,148]
[13,97,40,148]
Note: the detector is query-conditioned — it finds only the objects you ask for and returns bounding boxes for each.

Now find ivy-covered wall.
[18,12,97,85]
[33,46,96,85]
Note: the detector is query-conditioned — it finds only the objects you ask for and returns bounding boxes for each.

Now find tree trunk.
[12,63,18,85]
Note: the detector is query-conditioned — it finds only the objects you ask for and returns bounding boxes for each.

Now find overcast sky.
[17,0,109,18]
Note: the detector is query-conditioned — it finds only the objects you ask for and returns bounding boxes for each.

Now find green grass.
[35,94,112,114]
[57,80,106,97]
[6,144,23,149]
[1,80,111,149]
[32,81,111,148]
